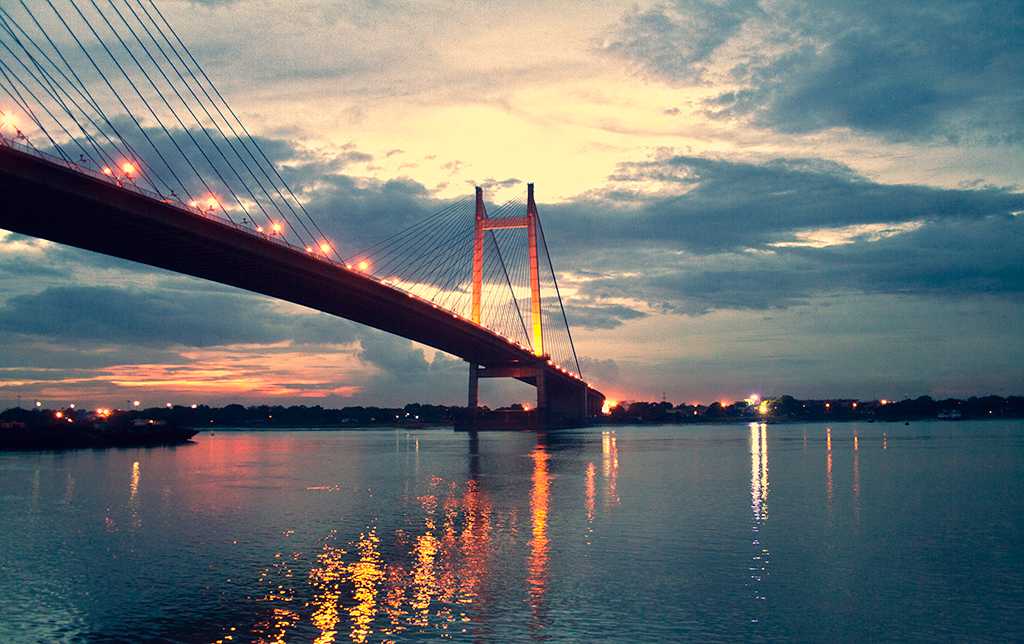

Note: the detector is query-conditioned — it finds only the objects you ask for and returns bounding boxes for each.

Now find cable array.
[348,199,534,349]
[0,0,339,259]
[348,198,583,378]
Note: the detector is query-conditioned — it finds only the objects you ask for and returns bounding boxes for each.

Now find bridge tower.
[468,184,548,426]
[471,184,544,354]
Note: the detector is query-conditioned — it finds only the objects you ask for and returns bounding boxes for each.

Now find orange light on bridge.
[0,111,16,129]
[319,241,332,254]
[305,245,314,253]
[54,411,64,419]
[205,196,219,210]
[121,162,136,175]
[271,222,282,234]
[357,260,370,272]
[101,166,113,176]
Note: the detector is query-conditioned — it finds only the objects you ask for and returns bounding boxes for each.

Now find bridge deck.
[0,144,603,407]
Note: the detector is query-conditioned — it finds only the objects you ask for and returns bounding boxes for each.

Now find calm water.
[1,421,1023,643]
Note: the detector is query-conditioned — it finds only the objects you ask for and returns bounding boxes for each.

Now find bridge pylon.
[470,185,543,354]
[467,184,549,428]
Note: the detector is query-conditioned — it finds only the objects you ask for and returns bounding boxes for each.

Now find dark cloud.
[540,154,1024,315]
[548,154,1024,254]
[603,0,1024,143]
[600,0,760,83]
[564,302,648,330]
[0,285,358,347]
[472,177,522,193]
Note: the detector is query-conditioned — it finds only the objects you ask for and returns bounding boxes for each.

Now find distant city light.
[69,403,75,409]
[165,402,172,408]
[54,411,63,419]
[190,404,198,409]
[758,400,770,415]
[34,400,42,408]
[132,400,141,407]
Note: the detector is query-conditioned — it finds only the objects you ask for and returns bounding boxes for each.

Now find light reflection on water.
[749,423,770,613]
[2,421,1024,642]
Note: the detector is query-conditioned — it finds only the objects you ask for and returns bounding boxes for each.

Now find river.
[1,420,1022,642]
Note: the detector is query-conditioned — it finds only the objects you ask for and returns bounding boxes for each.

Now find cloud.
[551,154,1024,253]
[564,302,648,330]
[0,285,358,347]
[540,153,1024,315]
[603,0,1024,143]
[599,0,761,83]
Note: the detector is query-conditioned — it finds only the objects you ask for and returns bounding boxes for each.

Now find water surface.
[1,421,1022,642]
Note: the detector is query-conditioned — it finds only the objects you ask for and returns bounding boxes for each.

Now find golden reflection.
[527,445,550,625]
[883,432,888,450]
[230,472,502,642]
[826,449,834,510]
[601,431,619,508]
[347,530,384,643]
[584,462,596,524]
[309,534,346,644]
[749,423,770,594]
[457,479,492,609]
[411,527,440,627]
[128,461,142,529]
[129,461,140,500]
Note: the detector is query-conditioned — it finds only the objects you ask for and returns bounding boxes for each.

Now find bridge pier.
[463,361,601,430]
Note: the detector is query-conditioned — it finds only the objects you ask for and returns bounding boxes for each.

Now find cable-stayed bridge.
[0,0,604,427]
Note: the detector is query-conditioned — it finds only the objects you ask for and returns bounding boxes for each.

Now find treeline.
[0,402,471,428]
[3,395,1022,428]
[604,395,1024,424]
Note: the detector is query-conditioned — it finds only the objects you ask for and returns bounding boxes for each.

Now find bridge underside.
[0,145,603,427]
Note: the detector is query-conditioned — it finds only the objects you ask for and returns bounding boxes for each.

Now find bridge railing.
[0,136,587,384]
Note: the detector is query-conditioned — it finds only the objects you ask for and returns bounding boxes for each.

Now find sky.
[1,0,1023,409]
